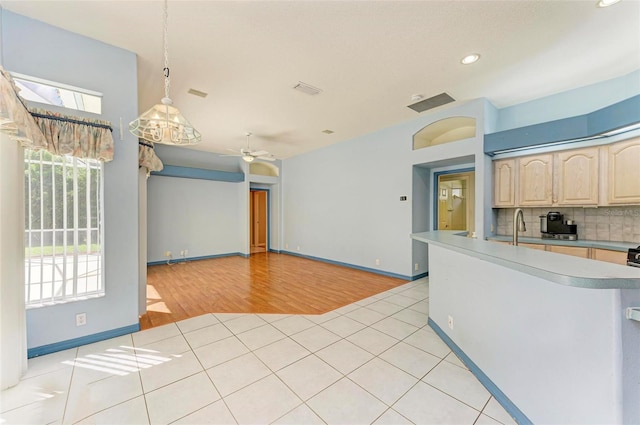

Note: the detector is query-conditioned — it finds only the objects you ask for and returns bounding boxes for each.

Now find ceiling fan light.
[242,155,255,163]
[461,53,480,65]
[597,0,620,7]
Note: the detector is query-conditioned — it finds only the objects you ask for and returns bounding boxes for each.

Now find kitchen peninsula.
[411,231,640,425]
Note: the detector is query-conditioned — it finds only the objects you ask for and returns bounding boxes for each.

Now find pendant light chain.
[163,0,170,100]
[128,0,201,145]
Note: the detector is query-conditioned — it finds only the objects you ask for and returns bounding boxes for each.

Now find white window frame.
[24,149,105,307]
[11,72,103,115]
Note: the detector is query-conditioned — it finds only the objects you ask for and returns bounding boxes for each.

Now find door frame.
[433,167,474,231]
[250,188,270,252]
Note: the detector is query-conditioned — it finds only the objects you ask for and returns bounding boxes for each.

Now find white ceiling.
[3,0,640,159]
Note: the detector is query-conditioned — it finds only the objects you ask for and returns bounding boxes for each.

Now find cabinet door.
[592,248,628,265]
[519,243,546,251]
[519,154,553,206]
[548,245,589,258]
[493,159,516,207]
[556,147,599,205]
[607,138,640,204]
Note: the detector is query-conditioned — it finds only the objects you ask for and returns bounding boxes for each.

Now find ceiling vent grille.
[408,92,455,113]
[293,81,323,95]
[188,88,208,98]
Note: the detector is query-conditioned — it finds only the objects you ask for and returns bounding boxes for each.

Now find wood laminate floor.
[140,252,408,330]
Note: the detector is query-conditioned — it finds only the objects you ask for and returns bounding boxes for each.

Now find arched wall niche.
[413,117,476,150]
[250,162,279,177]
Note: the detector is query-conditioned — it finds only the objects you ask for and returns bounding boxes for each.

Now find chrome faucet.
[513,208,526,246]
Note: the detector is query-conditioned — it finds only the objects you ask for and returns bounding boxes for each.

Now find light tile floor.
[0,278,518,425]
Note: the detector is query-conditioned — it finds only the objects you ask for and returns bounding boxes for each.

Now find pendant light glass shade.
[129,0,200,145]
[130,97,201,145]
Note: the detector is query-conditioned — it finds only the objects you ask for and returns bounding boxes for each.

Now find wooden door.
[606,138,640,204]
[556,147,599,205]
[519,154,553,206]
[493,159,516,207]
[250,190,268,251]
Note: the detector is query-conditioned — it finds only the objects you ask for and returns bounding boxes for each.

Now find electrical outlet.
[183,249,188,256]
[76,313,87,326]
[415,263,419,271]
[448,315,454,330]
[297,246,300,251]
[164,251,172,258]
[285,243,289,249]
[180,250,185,256]
[375,259,380,266]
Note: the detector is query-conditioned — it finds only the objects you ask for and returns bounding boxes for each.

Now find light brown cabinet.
[488,240,630,265]
[592,248,628,265]
[519,242,546,250]
[493,138,640,208]
[493,159,516,207]
[547,245,590,258]
[488,240,629,265]
[556,147,599,205]
[605,138,640,205]
[518,154,553,206]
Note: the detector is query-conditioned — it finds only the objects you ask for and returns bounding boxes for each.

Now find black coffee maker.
[540,212,578,240]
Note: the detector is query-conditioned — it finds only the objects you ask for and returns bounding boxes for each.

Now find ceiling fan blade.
[256,156,276,162]
[220,154,241,157]
[226,148,238,153]
[251,150,269,156]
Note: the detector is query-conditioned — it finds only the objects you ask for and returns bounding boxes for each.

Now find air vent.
[188,88,208,98]
[293,81,322,95]
[408,92,455,113]
[322,129,334,134]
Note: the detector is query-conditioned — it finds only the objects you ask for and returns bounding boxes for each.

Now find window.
[24,149,104,306]
[12,73,102,114]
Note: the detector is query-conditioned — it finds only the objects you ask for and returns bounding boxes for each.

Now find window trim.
[24,149,105,308]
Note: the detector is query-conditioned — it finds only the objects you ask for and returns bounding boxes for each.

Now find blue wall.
[3,11,140,349]
[147,175,245,262]
[495,69,640,132]
[282,99,488,279]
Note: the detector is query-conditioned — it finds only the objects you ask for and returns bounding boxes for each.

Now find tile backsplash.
[496,207,640,243]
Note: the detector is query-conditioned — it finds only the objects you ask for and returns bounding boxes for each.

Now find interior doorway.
[435,170,475,234]
[250,189,268,254]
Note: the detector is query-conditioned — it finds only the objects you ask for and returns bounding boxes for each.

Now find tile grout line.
[58,347,79,425]
[174,314,241,425]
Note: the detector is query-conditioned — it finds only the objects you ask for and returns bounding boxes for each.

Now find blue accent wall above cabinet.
[485,95,640,155]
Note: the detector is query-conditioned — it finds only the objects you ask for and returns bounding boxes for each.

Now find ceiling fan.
[222,132,275,163]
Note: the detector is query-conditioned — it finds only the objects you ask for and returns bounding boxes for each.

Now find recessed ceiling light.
[596,0,621,7]
[461,54,480,65]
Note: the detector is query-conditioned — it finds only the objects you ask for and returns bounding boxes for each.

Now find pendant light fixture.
[129,0,201,145]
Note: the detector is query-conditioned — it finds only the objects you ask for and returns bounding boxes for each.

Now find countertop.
[487,235,638,252]
[411,231,640,289]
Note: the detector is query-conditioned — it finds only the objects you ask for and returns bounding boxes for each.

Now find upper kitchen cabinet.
[555,147,599,205]
[493,159,516,207]
[605,137,640,205]
[518,154,553,206]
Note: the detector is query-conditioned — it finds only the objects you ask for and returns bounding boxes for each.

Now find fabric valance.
[139,140,164,175]
[1,66,115,162]
[29,108,114,162]
[0,66,47,149]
